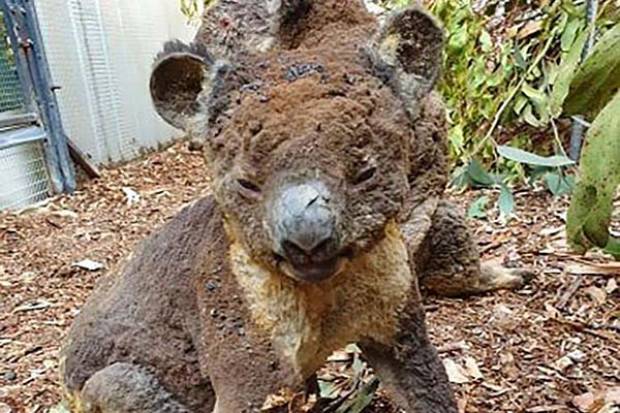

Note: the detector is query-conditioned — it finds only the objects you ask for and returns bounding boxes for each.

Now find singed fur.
[60,2,529,412]
[231,221,412,379]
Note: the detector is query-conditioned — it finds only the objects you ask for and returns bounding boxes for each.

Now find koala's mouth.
[276,252,351,283]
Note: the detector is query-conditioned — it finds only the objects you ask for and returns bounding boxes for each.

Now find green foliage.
[565,25,620,259]
[467,195,490,218]
[429,0,515,161]
[428,0,588,158]
[453,160,515,220]
[384,0,613,207]
[497,145,574,168]
[564,23,620,118]
[180,0,200,19]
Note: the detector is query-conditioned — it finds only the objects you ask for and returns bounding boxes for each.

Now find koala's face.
[205,52,412,282]
[150,7,443,283]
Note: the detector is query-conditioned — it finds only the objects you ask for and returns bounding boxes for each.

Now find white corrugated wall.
[35,0,199,164]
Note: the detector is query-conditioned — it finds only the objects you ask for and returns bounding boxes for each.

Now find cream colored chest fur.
[230,222,414,379]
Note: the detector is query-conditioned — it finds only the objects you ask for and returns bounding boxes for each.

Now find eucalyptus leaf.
[451,165,470,188]
[335,378,380,413]
[567,92,620,258]
[514,44,527,69]
[497,145,575,167]
[550,30,587,116]
[468,195,489,219]
[513,95,528,115]
[466,159,495,187]
[544,172,575,196]
[318,380,340,400]
[522,104,542,127]
[449,23,469,51]
[498,184,515,219]
[521,83,547,107]
[560,18,581,52]
[479,29,492,52]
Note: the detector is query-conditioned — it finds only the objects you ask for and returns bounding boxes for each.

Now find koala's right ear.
[150,40,217,130]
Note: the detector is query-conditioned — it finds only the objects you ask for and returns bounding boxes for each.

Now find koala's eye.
[237,178,261,195]
[353,166,377,185]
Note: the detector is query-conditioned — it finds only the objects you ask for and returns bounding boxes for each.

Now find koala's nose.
[272,181,338,264]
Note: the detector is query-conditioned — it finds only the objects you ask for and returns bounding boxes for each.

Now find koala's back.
[60,198,221,412]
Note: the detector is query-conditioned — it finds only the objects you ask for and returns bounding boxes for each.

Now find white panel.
[35,0,101,161]
[35,0,199,164]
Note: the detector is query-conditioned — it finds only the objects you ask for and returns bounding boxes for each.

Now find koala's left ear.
[374,7,443,115]
[150,40,218,130]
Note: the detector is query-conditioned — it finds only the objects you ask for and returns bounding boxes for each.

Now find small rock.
[206,281,218,292]
[567,349,586,363]
[1,370,16,381]
[188,139,204,152]
[553,355,574,372]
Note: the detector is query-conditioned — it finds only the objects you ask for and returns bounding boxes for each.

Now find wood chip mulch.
[1,142,618,413]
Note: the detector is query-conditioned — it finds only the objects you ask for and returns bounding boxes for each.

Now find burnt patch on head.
[285,62,326,82]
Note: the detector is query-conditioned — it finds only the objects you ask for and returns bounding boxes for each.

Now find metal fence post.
[1,0,75,193]
[568,0,599,161]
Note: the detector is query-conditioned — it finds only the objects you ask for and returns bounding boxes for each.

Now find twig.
[556,276,583,310]
[550,317,620,344]
[437,341,469,353]
[549,111,568,158]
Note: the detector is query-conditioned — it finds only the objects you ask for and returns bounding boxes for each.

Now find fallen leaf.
[518,20,543,39]
[12,300,52,313]
[51,210,78,219]
[464,356,484,380]
[567,262,620,276]
[572,387,620,412]
[122,187,140,205]
[567,350,586,363]
[585,286,607,305]
[72,259,104,271]
[457,397,468,413]
[261,388,295,410]
[526,405,566,412]
[552,355,574,372]
[605,278,618,294]
[48,403,70,413]
[443,358,470,384]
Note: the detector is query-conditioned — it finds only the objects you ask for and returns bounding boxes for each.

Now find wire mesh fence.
[0,12,25,114]
[0,140,50,210]
[0,12,51,210]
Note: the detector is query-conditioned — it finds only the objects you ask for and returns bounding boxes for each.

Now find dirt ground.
[1,142,618,413]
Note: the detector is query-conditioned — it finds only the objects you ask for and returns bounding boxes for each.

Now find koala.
[60,1,530,412]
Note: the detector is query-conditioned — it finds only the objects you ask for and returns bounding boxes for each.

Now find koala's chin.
[277,252,350,283]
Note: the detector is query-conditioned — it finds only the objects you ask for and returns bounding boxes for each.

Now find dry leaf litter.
[0,142,618,413]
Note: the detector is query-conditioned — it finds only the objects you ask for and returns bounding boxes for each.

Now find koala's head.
[150,5,443,283]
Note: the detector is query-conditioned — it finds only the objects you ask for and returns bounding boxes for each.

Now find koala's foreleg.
[75,362,193,413]
[416,200,532,297]
[360,303,458,413]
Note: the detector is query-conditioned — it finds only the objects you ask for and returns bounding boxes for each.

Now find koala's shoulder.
[61,196,223,407]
